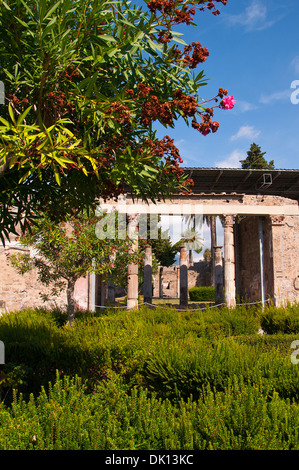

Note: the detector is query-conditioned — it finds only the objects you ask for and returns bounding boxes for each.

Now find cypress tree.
[240,143,275,169]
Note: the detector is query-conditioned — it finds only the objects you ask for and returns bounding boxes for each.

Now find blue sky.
[152,0,299,170]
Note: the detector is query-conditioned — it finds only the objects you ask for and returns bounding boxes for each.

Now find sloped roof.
[184,168,299,201]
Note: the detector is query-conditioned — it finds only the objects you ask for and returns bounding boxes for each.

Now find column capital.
[223,215,236,227]
[270,215,285,226]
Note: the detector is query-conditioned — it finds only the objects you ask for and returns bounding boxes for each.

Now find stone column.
[179,244,188,307]
[107,280,115,304]
[214,246,224,306]
[223,215,236,308]
[127,214,139,310]
[159,267,163,298]
[107,250,116,304]
[143,244,153,304]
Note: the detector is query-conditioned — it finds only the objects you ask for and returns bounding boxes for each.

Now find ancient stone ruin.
[1,168,299,312]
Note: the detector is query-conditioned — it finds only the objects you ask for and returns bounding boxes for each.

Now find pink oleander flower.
[222,95,236,110]
[110,263,114,268]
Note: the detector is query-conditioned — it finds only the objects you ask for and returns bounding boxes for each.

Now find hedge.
[189,286,215,302]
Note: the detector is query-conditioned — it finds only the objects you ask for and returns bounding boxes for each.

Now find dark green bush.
[142,335,299,402]
[189,286,215,302]
[0,304,299,450]
[0,372,299,450]
[260,303,299,334]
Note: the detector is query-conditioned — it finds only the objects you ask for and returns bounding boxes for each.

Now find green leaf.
[8,104,16,125]
[0,117,10,127]
[171,34,187,46]
[0,0,11,10]
[20,0,35,19]
[44,1,62,21]
[42,17,58,38]
[13,16,29,29]
[53,166,61,185]
[96,34,117,44]
[16,106,33,127]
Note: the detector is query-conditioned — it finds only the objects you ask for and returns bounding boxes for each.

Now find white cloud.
[226,0,276,31]
[235,100,259,113]
[174,139,185,146]
[230,125,261,141]
[214,149,244,169]
[291,56,299,74]
[259,89,291,104]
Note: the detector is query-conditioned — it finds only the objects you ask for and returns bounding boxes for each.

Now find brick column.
[179,244,188,307]
[223,215,236,307]
[127,214,139,310]
[143,244,153,304]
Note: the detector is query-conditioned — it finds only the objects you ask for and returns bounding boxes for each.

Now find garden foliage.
[0,0,232,241]
[0,303,299,449]
[189,286,215,302]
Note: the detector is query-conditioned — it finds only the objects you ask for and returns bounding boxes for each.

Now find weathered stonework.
[0,236,92,312]
[152,261,212,299]
[1,190,298,311]
[270,215,299,305]
[237,214,299,305]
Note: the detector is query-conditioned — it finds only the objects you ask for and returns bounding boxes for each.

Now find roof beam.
[210,169,223,190]
[236,169,252,189]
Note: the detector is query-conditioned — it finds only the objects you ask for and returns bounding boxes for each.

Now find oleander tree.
[0,0,234,244]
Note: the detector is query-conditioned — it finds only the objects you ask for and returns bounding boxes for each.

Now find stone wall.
[237,216,274,302]
[271,215,299,305]
[237,215,299,305]
[0,236,91,312]
[1,194,298,310]
[152,261,212,299]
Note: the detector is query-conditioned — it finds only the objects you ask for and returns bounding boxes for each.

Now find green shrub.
[142,336,299,402]
[235,333,299,355]
[0,372,299,450]
[1,305,299,450]
[189,286,215,302]
[0,304,261,400]
[198,304,260,338]
[260,303,299,334]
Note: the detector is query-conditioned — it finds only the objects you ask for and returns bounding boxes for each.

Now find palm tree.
[204,215,217,286]
[182,214,204,266]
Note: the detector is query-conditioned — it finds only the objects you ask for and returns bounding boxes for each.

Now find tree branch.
[0,152,14,179]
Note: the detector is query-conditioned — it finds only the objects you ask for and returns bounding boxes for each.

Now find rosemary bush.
[0,372,298,450]
[0,304,299,449]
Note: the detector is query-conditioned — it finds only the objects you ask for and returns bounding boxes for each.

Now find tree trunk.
[66,278,76,327]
